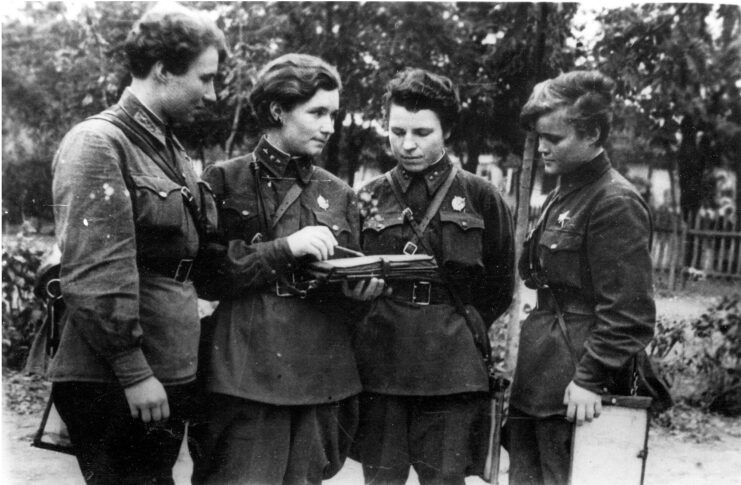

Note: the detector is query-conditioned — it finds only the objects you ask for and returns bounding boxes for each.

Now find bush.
[2,237,48,369]
[651,295,741,416]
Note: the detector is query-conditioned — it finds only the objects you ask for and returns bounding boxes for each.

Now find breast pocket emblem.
[451,196,466,212]
[558,210,571,228]
[317,195,329,210]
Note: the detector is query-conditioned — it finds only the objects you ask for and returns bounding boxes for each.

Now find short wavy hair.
[248,53,342,130]
[125,2,227,79]
[520,70,616,146]
[383,69,461,134]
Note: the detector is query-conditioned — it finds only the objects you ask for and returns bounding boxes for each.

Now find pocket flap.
[440,211,485,231]
[130,174,181,199]
[314,209,352,235]
[362,212,405,232]
[222,198,257,220]
[539,228,583,251]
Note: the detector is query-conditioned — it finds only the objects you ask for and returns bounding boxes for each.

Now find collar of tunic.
[118,89,186,153]
[557,151,612,199]
[393,154,453,194]
[254,137,314,185]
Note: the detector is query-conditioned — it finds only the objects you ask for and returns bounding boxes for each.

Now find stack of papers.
[303,254,439,282]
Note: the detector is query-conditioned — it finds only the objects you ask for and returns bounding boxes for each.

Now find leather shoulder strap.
[384,166,458,248]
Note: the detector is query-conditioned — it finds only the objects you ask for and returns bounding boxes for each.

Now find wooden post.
[667,163,679,291]
[504,1,548,377]
[506,131,537,373]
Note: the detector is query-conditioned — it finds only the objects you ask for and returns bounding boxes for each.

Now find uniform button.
[271,270,277,274]
[158,191,167,197]
[462,221,468,227]
[332,224,339,231]
[550,243,557,249]
[241,210,249,216]
[429,176,434,180]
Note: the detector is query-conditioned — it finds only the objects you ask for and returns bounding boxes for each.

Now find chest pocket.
[537,228,584,289]
[220,198,261,242]
[440,211,485,269]
[313,209,353,247]
[130,174,188,234]
[361,212,406,254]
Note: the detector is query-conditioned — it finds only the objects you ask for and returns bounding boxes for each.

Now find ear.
[151,60,169,85]
[269,102,284,123]
[443,129,452,141]
[584,126,601,146]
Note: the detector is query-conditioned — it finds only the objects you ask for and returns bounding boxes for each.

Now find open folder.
[303,254,439,283]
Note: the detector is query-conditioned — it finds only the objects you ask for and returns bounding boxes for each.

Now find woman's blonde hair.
[520,70,615,146]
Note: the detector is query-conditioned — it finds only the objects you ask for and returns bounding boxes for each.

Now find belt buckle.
[276,273,297,297]
[412,281,431,306]
[403,241,418,255]
[174,259,193,282]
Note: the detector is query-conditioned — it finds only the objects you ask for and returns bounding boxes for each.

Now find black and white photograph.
[2,1,740,484]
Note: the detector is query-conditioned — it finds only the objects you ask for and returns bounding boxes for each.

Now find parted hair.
[249,53,342,130]
[520,70,616,146]
[383,69,461,134]
[125,2,227,79]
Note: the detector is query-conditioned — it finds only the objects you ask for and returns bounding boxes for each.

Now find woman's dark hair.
[383,69,461,134]
[124,3,228,79]
[520,70,616,146]
[248,53,342,130]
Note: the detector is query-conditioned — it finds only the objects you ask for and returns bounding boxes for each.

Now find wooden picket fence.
[652,211,741,281]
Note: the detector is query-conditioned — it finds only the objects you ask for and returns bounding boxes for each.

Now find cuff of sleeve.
[574,353,610,394]
[110,349,154,388]
[258,238,296,275]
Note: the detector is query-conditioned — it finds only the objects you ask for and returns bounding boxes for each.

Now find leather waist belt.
[388,280,451,306]
[536,289,594,315]
[139,258,194,283]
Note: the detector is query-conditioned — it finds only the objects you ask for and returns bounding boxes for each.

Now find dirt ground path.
[3,407,740,485]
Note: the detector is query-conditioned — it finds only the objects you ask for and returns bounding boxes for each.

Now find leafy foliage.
[593,4,741,219]
[650,295,741,416]
[2,370,50,415]
[2,237,48,370]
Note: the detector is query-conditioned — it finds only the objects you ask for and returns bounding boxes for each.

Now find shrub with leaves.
[650,295,741,416]
[2,237,47,369]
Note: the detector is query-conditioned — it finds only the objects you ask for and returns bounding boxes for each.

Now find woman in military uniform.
[351,68,515,484]
[192,53,382,485]
[507,71,656,485]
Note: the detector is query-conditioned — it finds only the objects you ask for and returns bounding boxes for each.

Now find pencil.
[335,245,365,257]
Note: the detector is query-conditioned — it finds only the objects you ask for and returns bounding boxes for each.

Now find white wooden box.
[570,395,652,485]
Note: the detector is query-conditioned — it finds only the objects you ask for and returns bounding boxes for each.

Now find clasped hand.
[124,376,169,423]
[563,380,602,426]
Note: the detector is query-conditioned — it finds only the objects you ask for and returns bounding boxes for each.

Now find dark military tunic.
[350,156,514,481]
[199,137,362,405]
[355,156,515,395]
[510,152,656,417]
[51,88,213,387]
